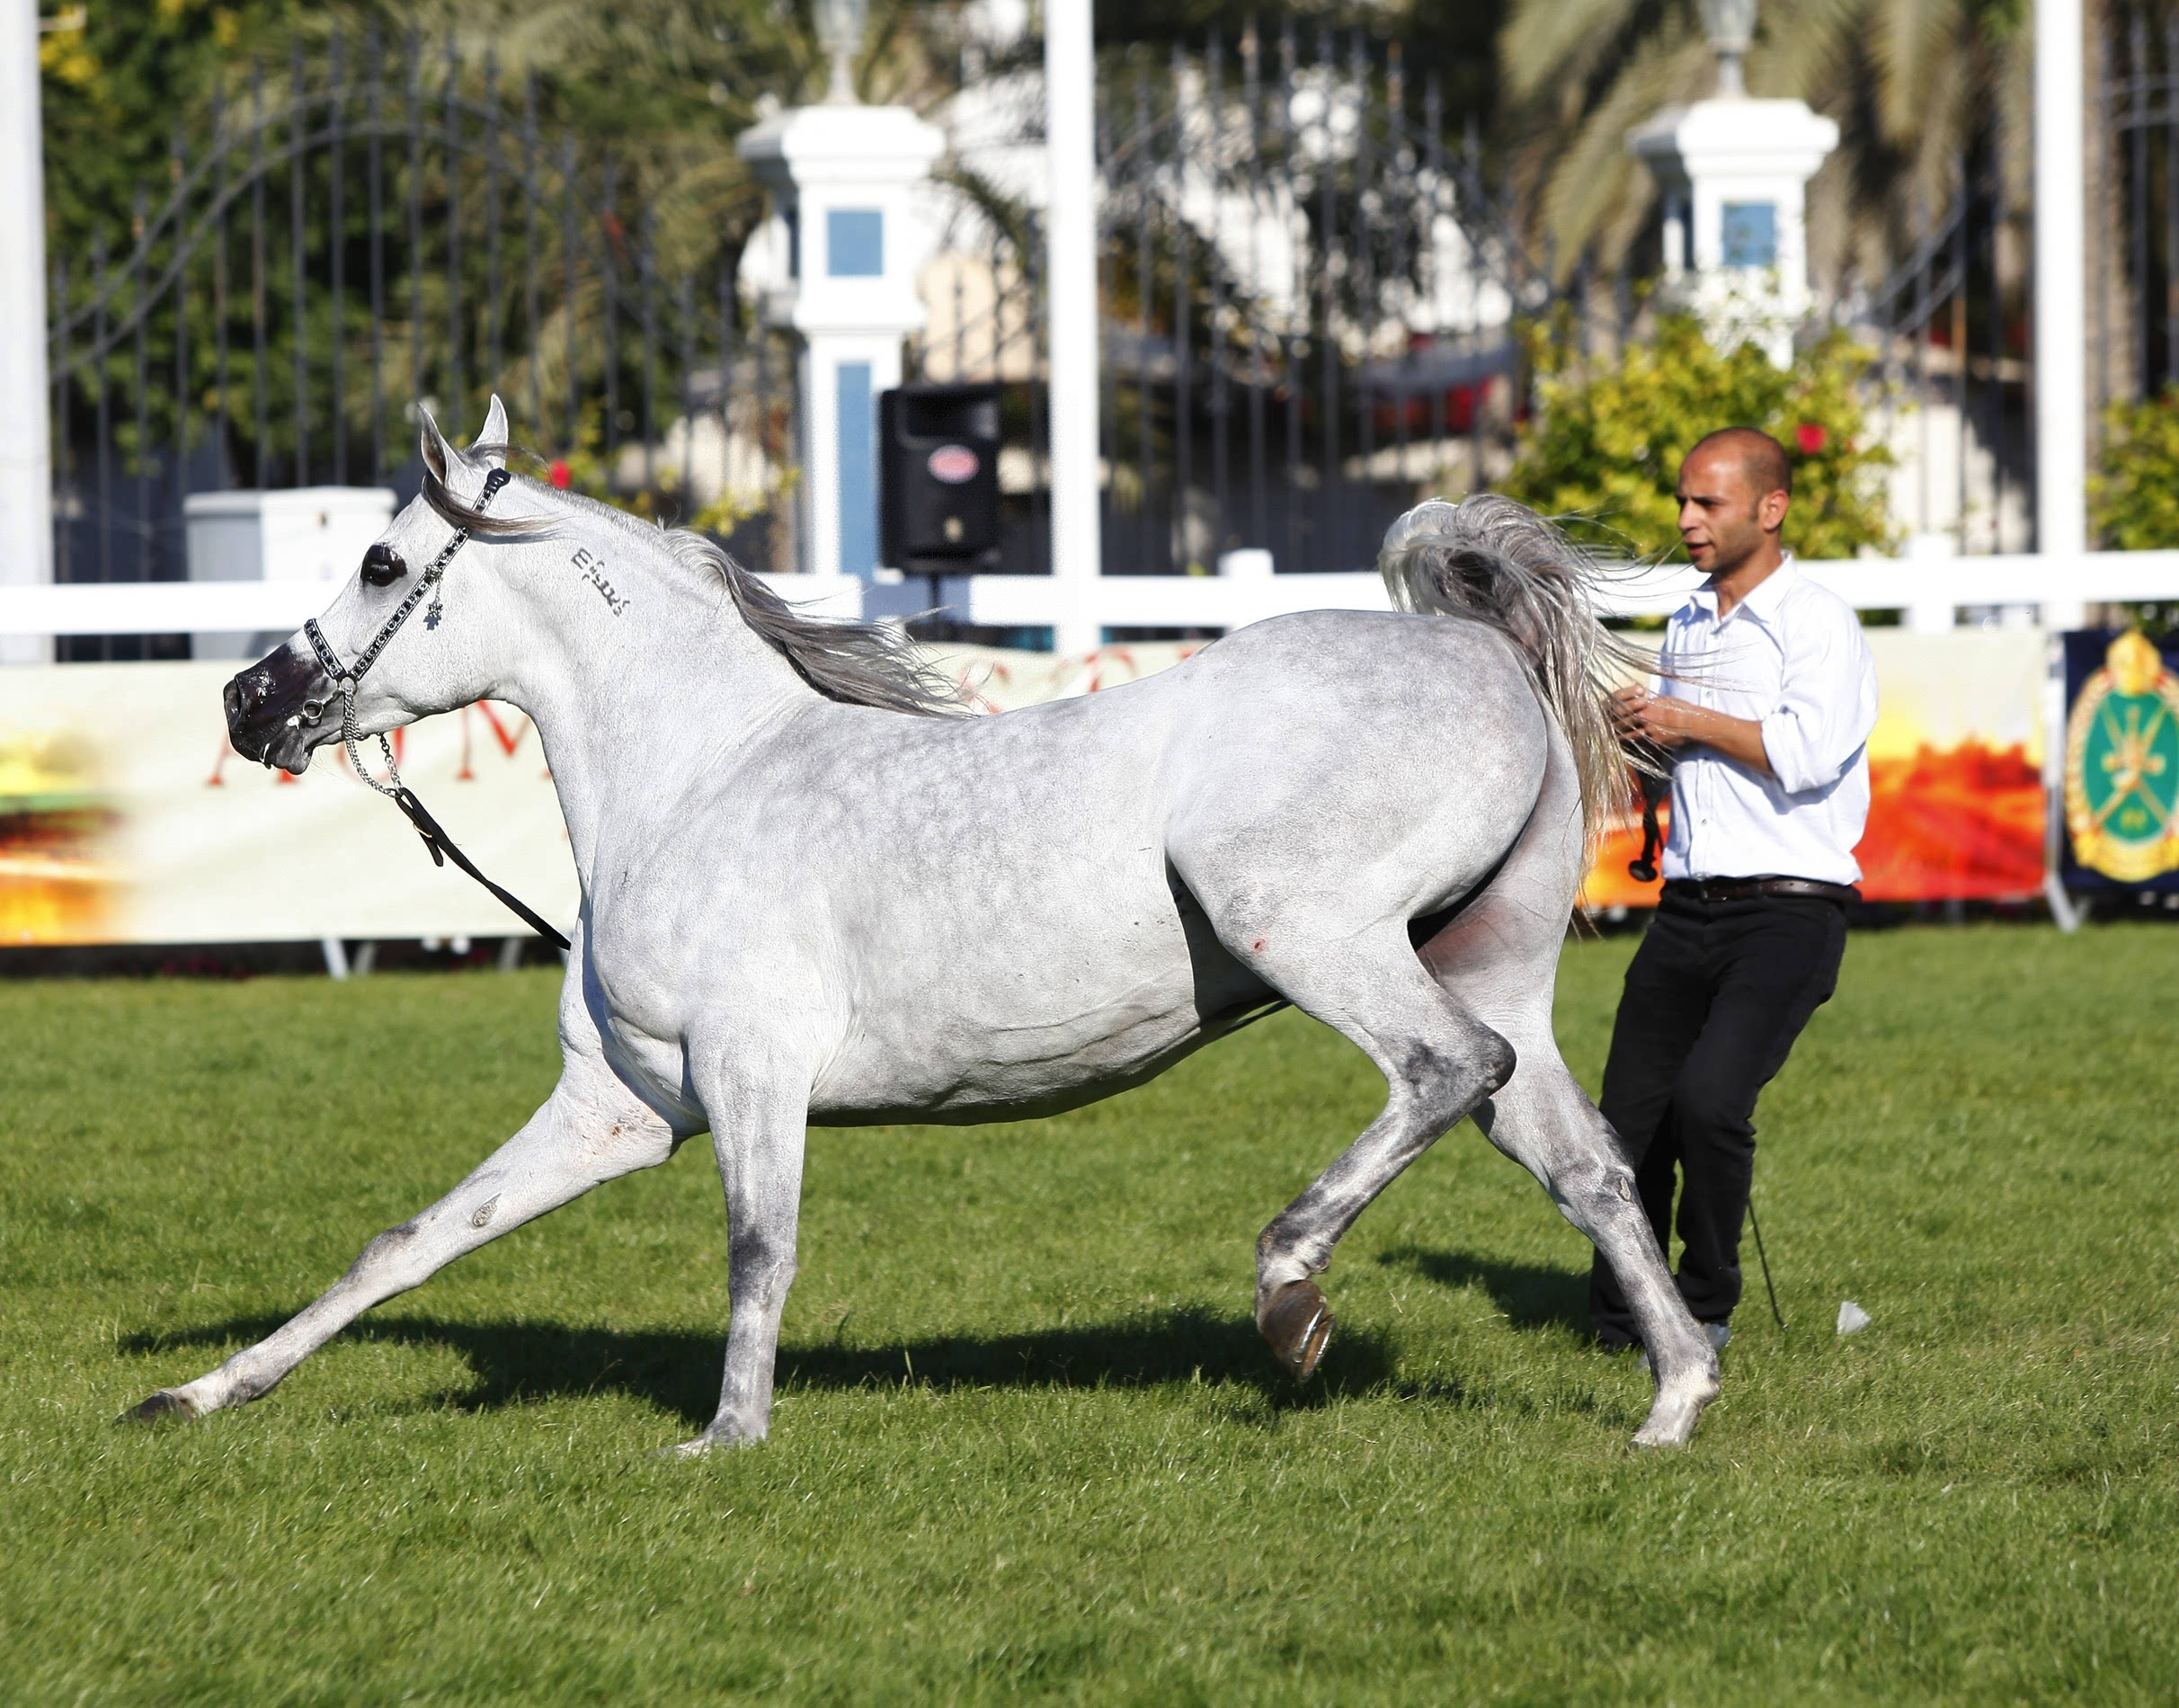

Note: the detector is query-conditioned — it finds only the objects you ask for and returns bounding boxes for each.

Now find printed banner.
[2059,629,2179,892]
[0,663,577,946]
[0,648,1203,948]
[0,629,2063,947]
[1580,627,2049,909]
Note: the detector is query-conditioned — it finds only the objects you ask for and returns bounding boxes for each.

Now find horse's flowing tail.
[1377,494,1643,858]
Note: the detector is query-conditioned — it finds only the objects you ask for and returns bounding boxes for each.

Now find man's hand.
[1611,684,1685,747]
[1614,687,1774,777]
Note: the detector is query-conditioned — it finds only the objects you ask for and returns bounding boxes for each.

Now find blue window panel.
[1721,201,1778,268]
[827,209,885,278]
[835,361,876,577]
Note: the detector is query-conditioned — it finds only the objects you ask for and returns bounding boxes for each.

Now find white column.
[2035,0,2089,627]
[1,0,53,664]
[738,102,944,592]
[1045,0,1101,655]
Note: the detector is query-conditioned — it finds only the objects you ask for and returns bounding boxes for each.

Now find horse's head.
[225,396,527,772]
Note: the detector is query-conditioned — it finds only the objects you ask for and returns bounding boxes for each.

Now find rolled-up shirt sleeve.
[1757,603,1878,795]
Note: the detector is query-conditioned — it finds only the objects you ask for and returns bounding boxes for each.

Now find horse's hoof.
[657,1426,764,1459]
[1628,1363,1721,1449]
[119,1391,196,1428]
[1258,1278,1334,1383]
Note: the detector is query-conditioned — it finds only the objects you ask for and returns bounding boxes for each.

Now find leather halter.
[299,467,571,952]
[304,466,512,722]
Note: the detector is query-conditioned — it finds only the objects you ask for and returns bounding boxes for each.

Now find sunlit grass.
[2,924,2175,1703]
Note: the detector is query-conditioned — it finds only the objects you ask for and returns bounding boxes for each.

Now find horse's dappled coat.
[129,396,1721,1453]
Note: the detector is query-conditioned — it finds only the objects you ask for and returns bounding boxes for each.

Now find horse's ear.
[474,395,510,469]
[418,405,452,484]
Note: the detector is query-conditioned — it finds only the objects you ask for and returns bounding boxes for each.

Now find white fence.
[3,550,2177,645]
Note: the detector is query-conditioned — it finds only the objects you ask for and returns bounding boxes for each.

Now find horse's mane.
[421,464,965,719]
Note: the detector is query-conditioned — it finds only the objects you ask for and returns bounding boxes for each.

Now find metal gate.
[44,28,798,657]
[912,24,1567,593]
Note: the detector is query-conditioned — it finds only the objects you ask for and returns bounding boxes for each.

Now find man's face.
[1676,447,1778,575]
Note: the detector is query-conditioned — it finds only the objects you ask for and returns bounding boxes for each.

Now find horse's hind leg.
[1414,735,1717,1446]
[1463,1035,1718,1447]
[1239,930,1517,1381]
[123,1067,676,1424]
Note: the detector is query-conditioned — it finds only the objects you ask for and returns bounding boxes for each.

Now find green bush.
[1499,313,1896,563]
[2090,385,2179,550]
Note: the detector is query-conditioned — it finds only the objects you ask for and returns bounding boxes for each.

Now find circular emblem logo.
[2065,631,2179,882]
[926,445,980,485]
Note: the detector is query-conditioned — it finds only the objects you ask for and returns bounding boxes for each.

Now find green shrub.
[2090,385,2179,550]
[1499,313,1896,563]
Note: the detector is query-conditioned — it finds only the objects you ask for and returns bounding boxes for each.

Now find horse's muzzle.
[225,639,332,774]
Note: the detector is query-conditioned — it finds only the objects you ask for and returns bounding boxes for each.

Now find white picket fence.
[3,548,2178,643]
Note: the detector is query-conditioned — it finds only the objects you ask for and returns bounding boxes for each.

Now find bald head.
[1675,428,1792,580]
[1689,427,1792,500]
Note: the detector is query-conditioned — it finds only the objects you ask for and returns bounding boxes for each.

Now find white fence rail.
[3,551,2178,641]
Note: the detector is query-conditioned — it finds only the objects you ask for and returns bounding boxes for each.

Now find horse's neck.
[503,565,814,885]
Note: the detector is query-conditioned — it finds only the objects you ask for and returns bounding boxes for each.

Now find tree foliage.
[1499,314,1895,563]
[2091,386,2179,551]
[39,0,956,280]
[1494,0,2027,293]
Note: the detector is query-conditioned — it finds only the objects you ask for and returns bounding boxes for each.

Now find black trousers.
[1587,888,1846,1347]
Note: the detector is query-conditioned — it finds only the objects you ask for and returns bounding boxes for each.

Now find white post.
[1,0,53,665]
[1045,0,1101,655]
[2035,0,2089,629]
[738,95,944,590]
[1625,10,1837,373]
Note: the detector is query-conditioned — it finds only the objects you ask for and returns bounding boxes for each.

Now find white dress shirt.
[1656,558,1879,885]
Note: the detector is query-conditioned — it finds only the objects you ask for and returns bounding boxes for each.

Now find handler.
[1588,426,1877,1356]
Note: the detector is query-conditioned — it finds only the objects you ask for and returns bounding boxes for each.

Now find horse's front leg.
[672,1054,811,1454]
[123,1068,678,1425]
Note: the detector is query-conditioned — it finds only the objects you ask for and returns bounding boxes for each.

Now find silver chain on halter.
[302,467,511,796]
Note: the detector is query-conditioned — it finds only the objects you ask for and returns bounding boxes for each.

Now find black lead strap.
[1626,741,1673,884]
[389,787,572,951]
[304,467,573,953]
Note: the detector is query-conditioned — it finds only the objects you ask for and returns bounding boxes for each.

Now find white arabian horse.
[127,398,1720,1451]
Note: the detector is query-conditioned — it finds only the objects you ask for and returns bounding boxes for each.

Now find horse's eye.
[361,543,407,587]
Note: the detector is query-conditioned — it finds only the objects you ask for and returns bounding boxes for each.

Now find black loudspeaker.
[879,383,1002,574]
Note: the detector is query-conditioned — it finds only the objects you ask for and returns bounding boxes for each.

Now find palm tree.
[1493,0,2030,299]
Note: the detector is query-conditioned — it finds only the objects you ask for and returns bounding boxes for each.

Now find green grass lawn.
[2,924,2175,1704]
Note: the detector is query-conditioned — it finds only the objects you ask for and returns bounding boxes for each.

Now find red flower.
[1795,423,1828,455]
[548,459,573,489]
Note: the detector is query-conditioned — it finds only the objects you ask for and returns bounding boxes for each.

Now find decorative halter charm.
[299,467,571,951]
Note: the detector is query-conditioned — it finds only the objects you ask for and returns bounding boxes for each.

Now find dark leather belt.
[1663,876,1859,905]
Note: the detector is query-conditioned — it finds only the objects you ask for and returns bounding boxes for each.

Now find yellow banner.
[0,663,577,946]
[0,629,2056,947]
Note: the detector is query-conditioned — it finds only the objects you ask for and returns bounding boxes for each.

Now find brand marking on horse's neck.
[569,546,632,616]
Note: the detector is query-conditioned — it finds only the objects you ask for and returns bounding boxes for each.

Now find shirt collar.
[1681,554,1797,626]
